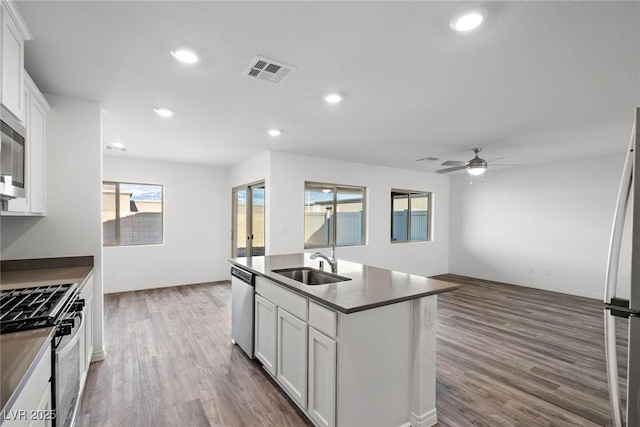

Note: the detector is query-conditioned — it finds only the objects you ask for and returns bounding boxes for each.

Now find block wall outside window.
[102,182,163,246]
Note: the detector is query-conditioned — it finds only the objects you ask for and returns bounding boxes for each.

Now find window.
[102,182,163,246]
[304,182,365,248]
[232,182,265,257]
[391,190,431,242]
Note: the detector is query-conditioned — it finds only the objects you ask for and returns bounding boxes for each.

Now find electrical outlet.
[546,269,552,276]
[110,269,117,277]
[528,267,535,274]
[425,307,435,327]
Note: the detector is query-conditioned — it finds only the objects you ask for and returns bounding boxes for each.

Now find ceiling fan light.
[450,8,488,32]
[467,164,486,175]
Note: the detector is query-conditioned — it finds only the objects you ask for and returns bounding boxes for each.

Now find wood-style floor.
[78,275,628,427]
[433,274,627,427]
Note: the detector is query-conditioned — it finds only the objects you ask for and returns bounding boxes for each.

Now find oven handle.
[57,312,84,359]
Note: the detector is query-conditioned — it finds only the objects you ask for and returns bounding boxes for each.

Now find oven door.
[54,312,83,427]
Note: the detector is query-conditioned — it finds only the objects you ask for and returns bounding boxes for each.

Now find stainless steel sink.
[273,267,351,285]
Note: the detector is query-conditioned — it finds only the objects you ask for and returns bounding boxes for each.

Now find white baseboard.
[91,348,106,362]
[410,409,437,427]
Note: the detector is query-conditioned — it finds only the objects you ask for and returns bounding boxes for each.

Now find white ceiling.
[16,1,640,173]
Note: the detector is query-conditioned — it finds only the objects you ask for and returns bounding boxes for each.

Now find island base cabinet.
[336,301,413,427]
[308,327,336,427]
[276,307,308,409]
[255,294,277,376]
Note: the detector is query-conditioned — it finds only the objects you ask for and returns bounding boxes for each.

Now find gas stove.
[0,284,80,335]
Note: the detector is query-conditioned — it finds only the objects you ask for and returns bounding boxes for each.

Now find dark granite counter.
[1,266,94,291]
[0,327,54,414]
[0,256,94,416]
[229,253,459,313]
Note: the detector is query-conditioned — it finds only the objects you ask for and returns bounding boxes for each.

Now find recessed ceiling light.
[267,129,281,137]
[171,49,200,64]
[154,108,174,117]
[450,8,488,32]
[324,93,342,104]
[322,189,332,193]
[111,142,125,148]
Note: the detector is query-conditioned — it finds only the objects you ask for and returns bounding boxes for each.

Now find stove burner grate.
[0,284,77,334]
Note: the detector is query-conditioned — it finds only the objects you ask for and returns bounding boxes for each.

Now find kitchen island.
[229,253,459,427]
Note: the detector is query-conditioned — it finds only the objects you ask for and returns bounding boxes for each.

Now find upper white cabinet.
[1,0,32,122]
[5,71,49,216]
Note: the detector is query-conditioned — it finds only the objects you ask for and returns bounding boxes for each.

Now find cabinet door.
[1,6,25,122]
[255,294,277,375]
[308,327,336,427]
[30,379,53,427]
[5,76,47,215]
[277,307,308,408]
[84,291,94,370]
[2,346,52,427]
[79,309,87,386]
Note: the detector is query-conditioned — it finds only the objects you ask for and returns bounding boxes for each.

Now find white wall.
[449,154,631,299]
[1,94,106,356]
[230,151,451,278]
[103,157,230,293]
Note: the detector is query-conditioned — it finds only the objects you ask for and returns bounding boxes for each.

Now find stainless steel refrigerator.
[605,107,640,427]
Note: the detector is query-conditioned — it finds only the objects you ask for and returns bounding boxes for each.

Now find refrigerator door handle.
[604,123,635,427]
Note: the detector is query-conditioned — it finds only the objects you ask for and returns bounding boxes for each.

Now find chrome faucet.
[311,243,338,273]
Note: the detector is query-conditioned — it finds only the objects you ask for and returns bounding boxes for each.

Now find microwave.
[0,105,26,200]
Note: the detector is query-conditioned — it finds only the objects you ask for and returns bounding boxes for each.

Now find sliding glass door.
[232,182,265,257]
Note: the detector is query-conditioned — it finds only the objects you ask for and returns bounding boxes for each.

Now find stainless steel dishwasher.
[231,266,254,358]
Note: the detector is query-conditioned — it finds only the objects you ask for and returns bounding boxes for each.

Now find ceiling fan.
[435,148,520,175]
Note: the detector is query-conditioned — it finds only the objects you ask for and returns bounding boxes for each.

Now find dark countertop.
[229,253,459,314]
[1,266,94,292]
[0,256,94,415]
[0,327,55,413]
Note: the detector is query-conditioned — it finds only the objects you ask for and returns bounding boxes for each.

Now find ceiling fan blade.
[486,156,509,163]
[436,165,467,174]
[441,160,468,166]
[489,164,524,167]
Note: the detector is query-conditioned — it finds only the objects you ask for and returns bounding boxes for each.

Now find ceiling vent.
[106,146,126,152]
[244,56,296,84]
[416,157,440,162]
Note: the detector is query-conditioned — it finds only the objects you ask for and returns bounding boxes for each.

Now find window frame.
[390,189,432,243]
[304,181,366,249]
[102,181,164,247]
[231,180,266,257]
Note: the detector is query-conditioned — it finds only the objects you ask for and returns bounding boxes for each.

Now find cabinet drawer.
[256,276,307,321]
[309,301,337,339]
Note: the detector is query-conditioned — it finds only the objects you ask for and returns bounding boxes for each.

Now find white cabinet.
[308,327,336,427]
[1,0,32,122]
[79,273,94,389]
[83,289,94,370]
[255,294,277,376]
[276,307,308,409]
[2,344,52,427]
[5,72,49,216]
